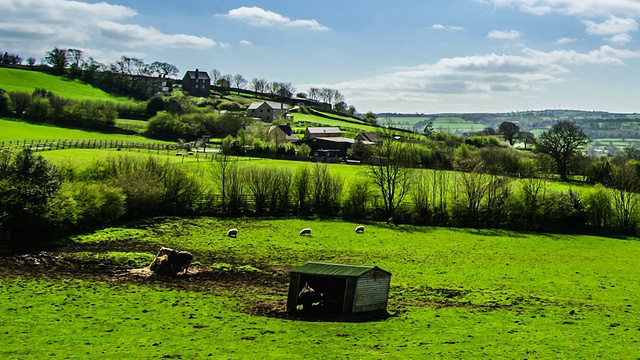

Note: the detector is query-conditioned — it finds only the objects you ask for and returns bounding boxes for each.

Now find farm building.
[182,69,211,97]
[247,101,289,123]
[286,262,391,315]
[304,127,341,140]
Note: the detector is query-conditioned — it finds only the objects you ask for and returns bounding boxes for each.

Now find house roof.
[358,131,382,143]
[306,127,341,134]
[292,262,391,277]
[247,101,287,110]
[268,124,293,135]
[184,70,210,80]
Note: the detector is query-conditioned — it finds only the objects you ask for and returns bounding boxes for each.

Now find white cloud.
[239,40,253,46]
[487,30,522,39]
[583,16,638,35]
[218,42,231,49]
[0,0,215,60]
[555,37,577,44]
[609,33,633,43]
[220,7,329,31]
[96,21,214,49]
[431,24,464,31]
[479,0,640,18]
[330,45,639,110]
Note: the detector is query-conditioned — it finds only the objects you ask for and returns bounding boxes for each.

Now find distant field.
[0,118,165,143]
[0,68,136,103]
[386,116,486,133]
[293,113,378,132]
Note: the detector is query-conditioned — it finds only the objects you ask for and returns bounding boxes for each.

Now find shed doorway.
[298,275,347,314]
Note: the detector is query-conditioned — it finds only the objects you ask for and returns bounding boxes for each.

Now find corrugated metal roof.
[292,262,390,277]
[306,127,341,134]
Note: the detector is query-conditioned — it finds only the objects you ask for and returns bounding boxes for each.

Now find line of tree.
[0,88,118,130]
[4,144,640,248]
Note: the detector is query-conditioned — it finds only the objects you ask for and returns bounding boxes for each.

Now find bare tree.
[150,61,179,78]
[210,68,221,84]
[232,74,247,90]
[212,154,238,212]
[251,78,267,93]
[307,87,319,101]
[368,124,415,222]
[609,162,640,230]
[131,58,148,75]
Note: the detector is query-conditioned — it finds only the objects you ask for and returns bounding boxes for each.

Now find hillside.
[0,67,136,103]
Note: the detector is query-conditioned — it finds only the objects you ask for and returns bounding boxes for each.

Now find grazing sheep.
[227,228,238,237]
[355,225,365,233]
[299,228,312,236]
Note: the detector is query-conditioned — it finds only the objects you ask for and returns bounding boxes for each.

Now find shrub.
[342,180,372,220]
[0,148,61,241]
[584,185,613,229]
[146,95,166,118]
[296,143,311,158]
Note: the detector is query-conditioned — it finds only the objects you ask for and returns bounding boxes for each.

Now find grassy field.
[0,68,136,103]
[0,118,165,143]
[293,113,378,132]
[385,116,486,134]
[1,218,639,358]
[37,147,597,201]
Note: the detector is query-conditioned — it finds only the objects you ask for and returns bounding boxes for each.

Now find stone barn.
[286,262,391,315]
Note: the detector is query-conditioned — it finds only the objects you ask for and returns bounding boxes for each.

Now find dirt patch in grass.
[0,250,292,316]
[0,246,505,320]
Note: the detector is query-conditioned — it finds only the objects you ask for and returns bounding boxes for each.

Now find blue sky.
[3,0,640,114]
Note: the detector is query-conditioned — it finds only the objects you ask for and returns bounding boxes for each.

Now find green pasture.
[115,118,149,133]
[386,116,486,133]
[1,218,639,358]
[0,68,136,103]
[38,148,597,200]
[0,118,165,143]
[293,113,378,132]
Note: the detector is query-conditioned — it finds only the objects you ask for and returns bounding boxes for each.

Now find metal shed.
[286,262,391,315]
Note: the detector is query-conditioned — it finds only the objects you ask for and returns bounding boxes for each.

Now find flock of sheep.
[226,225,365,238]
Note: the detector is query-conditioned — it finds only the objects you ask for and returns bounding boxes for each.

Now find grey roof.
[292,262,391,277]
[248,101,287,110]
[306,127,341,134]
[185,70,210,80]
[314,137,356,144]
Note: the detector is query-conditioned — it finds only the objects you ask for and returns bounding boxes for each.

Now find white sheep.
[355,225,365,233]
[227,228,238,237]
[299,228,312,236]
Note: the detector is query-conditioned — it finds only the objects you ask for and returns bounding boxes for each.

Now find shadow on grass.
[285,310,395,323]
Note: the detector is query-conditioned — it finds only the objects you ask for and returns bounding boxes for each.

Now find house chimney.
[195,68,199,79]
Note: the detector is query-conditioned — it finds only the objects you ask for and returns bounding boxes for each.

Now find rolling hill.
[0,67,136,103]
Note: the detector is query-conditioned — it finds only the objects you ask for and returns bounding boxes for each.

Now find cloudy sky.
[3,0,640,114]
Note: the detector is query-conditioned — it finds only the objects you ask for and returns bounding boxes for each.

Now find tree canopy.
[535,121,590,181]
[498,121,520,146]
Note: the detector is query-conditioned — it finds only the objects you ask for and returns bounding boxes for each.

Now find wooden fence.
[1,139,187,152]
